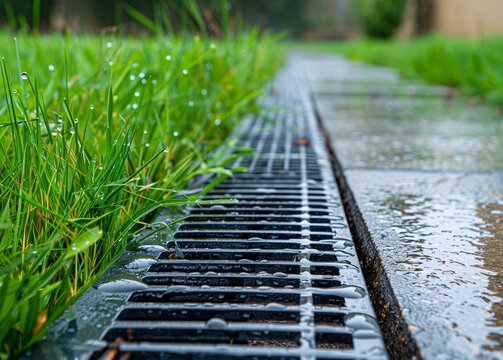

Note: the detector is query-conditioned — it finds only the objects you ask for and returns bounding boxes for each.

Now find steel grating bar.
[27,60,388,360]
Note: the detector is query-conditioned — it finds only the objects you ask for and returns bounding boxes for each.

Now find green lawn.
[0,30,281,358]
[282,35,503,107]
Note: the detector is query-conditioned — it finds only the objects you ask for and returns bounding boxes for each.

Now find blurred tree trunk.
[51,0,98,32]
[415,0,433,35]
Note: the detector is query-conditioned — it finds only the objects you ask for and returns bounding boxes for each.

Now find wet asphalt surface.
[296,53,503,359]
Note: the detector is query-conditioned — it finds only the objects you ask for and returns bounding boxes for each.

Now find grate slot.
[116,308,300,323]
[159,250,300,262]
[310,243,338,251]
[192,202,329,209]
[103,327,301,346]
[312,294,345,307]
[128,289,301,305]
[202,195,306,201]
[166,240,302,250]
[314,312,345,326]
[315,332,353,349]
[309,266,340,275]
[309,225,333,233]
[183,216,332,224]
[174,231,305,240]
[142,275,301,288]
[187,208,332,217]
[311,279,342,288]
[148,261,301,274]
[159,250,340,263]
[102,353,301,360]
[178,223,303,232]
[209,189,326,196]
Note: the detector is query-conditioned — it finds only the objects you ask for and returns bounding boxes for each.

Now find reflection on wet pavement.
[316,88,503,172]
[346,170,503,358]
[298,53,503,359]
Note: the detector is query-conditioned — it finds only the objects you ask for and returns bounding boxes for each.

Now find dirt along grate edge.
[26,61,388,360]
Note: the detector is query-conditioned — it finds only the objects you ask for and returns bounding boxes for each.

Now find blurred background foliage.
[0,0,357,38]
[2,0,503,40]
[357,0,408,38]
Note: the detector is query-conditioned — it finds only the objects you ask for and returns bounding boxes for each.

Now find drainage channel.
[29,63,388,360]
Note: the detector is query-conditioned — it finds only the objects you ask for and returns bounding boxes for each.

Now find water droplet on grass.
[129,75,136,81]
[145,142,150,147]
[12,89,17,94]
[134,91,140,97]
[48,64,55,71]
[188,101,194,107]
[201,88,207,96]
[20,72,28,80]
[173,131,179,137]
[165,55,172,61]
[69,127,75,135]
[132,103,138,109]
[90,104,94,110]
[106,41,113,48]
[214,119,222,126]
[139,72,145,79]
[182,69,188,75]
[163,148,169,153]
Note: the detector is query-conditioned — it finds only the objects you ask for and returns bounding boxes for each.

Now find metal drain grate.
[30,62,388,360]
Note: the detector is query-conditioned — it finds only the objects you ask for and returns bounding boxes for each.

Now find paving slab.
[295,53,503,359]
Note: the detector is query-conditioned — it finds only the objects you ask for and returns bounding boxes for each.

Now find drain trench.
[32,61,389,360]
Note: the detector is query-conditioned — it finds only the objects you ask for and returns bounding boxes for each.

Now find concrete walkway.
[296,53,503,359]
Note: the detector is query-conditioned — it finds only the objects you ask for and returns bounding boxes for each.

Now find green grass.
[0,30,281,358]
[282,35,503,106]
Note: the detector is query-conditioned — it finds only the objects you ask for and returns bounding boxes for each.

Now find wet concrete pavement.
[296,53,503,359]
